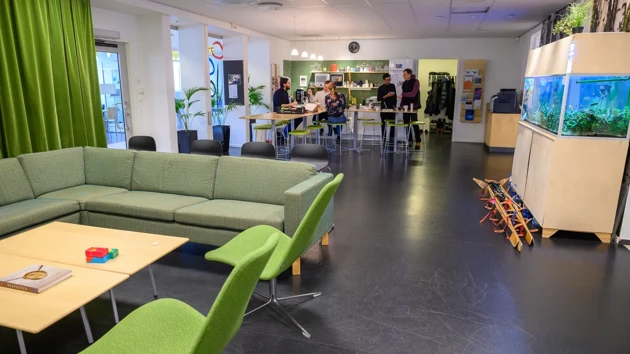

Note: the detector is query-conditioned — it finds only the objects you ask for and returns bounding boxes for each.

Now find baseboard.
[484,145,515,153]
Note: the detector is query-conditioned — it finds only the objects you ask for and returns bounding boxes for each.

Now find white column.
[223,35,250,146]
[179,25,211,139]
[134,14,177,152]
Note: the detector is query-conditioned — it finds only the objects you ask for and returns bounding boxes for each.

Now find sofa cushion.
[175,200,285,231]
[132,152,218,199]
[84,147,135,189]
[0,199,80,236]
[18,147,85,197]
[214,157,316,205]
[86,191,207,221]
[0,158,34,206]
[39,185,128,210]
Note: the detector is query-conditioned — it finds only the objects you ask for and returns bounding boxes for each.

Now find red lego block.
[85,247,109,258]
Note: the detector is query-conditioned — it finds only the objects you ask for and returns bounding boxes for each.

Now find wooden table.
[0,222,188,325]
[0,253,128,354]
[240,111,325,148]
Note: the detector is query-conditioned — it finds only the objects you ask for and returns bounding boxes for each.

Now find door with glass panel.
[95,42,131,149]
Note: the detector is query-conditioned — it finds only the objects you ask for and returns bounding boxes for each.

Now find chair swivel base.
[246,278,321,338]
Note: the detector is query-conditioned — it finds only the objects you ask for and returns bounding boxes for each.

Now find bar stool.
[410,121,427,155]
[306,124,324,144]
[253,124,272,143]
[384,122,410,155]
[382,119,396,153]
[360,121,383,152]
[289,130,310,146]
[274,121,290,159]
[325,122,351,156]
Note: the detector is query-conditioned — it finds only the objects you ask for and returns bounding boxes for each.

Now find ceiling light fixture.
[310,53,316,60]
[317,55,323,61]
[301,50,308,58]
[291,16,298,56]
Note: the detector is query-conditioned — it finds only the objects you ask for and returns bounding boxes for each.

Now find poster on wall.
[459,60,487,123]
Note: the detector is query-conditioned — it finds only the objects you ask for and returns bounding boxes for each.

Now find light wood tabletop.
[239,111,326,120]
[0,253,128,334]
[346,107,420,113]
[0,222,188,275]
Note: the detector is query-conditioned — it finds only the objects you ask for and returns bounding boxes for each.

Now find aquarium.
[562,76,630,138]
[521,76,565,135]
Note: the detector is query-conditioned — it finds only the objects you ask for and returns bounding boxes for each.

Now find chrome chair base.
[246,278,320,338]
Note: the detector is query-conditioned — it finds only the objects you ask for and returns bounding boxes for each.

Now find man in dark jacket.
[398,68,422,147]
[377,73,396,139]
[273,77,299,131]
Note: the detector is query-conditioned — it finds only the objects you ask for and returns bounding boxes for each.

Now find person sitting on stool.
[273,77,300,132]
[324,82,347,144]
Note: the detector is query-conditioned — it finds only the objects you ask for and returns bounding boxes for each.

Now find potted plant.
[553,0,593,36]
[211,81,240,153]
[175,86,208,153]
[248,80,271,142]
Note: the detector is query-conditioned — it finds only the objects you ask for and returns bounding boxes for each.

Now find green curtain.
[0,0,106,159]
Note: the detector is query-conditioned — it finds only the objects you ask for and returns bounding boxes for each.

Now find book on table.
[0,264,72,294]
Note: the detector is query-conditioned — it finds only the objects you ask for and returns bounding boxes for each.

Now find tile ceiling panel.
[146,0,574,39]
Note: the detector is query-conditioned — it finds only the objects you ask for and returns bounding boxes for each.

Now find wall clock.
[348,41,360,54]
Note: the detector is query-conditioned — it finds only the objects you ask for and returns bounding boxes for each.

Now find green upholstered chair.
[80,233,280,354]
[205,174,344,339]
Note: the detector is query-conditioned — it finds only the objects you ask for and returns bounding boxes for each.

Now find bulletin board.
[459,60,487,123]
[223,60,245,105]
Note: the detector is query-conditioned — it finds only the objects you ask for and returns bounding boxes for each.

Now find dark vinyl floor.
[3,135,630,354]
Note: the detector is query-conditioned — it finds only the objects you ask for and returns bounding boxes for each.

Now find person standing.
[324,82,347,144]
[377,73,396,139]
[398,68,422,148]
[273,77,301,131]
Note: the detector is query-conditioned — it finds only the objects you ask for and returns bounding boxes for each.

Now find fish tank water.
[562,76,630,138]
[521,76,565,135]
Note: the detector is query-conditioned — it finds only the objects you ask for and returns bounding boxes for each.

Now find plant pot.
[177,130,198,153]
[212,125,231,153]
[572,26,584,34]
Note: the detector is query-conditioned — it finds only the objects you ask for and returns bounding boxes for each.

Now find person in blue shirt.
[273,77,300,131]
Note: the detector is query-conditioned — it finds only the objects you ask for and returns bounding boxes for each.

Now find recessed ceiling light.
[508,14,516,18]
[436,16,444,19]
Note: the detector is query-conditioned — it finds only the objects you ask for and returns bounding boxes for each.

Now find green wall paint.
[284,60,389,105]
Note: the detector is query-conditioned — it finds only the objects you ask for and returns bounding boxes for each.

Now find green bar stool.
[253,124,272,143]
[360,121,383,153]
[410,121,427,155]
[382,119,396,152]
[325,122,351,156]
[275,122,290,160]
[357,118,375,152]
[289,130,310,147]
[306,124,324,144]
[385,122,410,155]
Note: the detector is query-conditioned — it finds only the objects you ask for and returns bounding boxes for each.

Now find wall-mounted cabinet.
[513,33,630,243]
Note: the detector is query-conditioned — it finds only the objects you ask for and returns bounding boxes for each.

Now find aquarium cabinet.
[513,33,630,243]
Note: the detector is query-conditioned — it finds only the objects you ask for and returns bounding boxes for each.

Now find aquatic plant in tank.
[521,76,565,134]
[562,76,630,137]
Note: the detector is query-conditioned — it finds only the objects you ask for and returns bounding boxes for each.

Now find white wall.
[248,39,272,115]
[179,25,211,139]
[269,36,291,76]
[294,38,523,143]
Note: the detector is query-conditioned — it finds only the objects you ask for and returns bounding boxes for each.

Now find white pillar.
[134,14,177,152]
[179,25,211,139]
[223,35,250,146]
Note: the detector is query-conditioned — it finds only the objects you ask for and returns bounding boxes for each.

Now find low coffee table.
[0,253,129,354]
[0,222,189,324]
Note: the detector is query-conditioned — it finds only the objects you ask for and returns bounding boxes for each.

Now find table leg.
[394,113,399,153]
[109,289,120,323]
[271,120,277,147]
[290,119,295,152]
[353,111,360,152]
[16,330,27,354]
[79,306,94,344]
[148,265,158,299]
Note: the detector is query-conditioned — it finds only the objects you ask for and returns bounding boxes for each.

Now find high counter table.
[240,111,325,148]
[346,107,420,153]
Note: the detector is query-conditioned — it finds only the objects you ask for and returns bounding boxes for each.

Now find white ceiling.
[148,0,570,40]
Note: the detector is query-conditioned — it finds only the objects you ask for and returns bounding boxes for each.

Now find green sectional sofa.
[0,147,334,246]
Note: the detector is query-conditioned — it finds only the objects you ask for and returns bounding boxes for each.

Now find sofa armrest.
[284,173,334,238]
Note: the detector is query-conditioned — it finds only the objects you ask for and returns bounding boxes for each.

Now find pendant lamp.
[310,53,316,60]
[291,17,298,56]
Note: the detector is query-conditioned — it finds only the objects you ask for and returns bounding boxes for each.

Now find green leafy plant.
[211,83,240,126]
[248,78,270,115]
[553,1,593,36]
[176,87,208,131]
[563,107,630,137]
